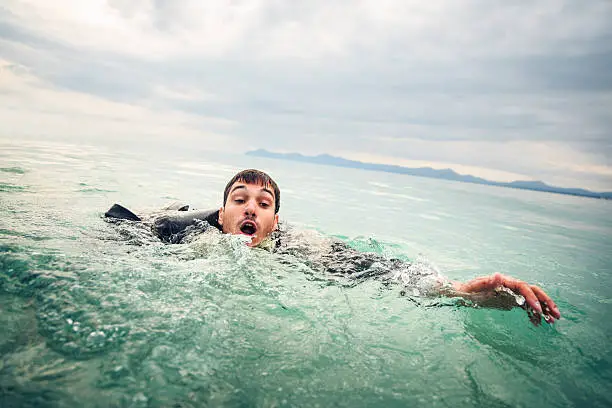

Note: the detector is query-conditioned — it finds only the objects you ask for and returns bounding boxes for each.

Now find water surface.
[1,137,611,407]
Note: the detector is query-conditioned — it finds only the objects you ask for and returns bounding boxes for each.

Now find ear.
[273,213,279,230]
[217,207,224,226]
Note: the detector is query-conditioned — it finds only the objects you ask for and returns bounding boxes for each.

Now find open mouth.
[239,220,257,236]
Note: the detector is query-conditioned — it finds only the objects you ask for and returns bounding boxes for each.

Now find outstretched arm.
[285,235,562,324]
[442,272,561,324]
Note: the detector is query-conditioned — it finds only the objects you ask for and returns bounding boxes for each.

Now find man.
[105,168,561,324]
[220,169,560,323]
[217,168,281,248]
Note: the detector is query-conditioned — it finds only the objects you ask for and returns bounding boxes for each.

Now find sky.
[1,0,611,191]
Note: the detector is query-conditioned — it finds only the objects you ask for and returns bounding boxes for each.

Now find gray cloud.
[1,0,611,190]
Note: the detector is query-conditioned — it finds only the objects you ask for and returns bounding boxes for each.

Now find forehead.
[229,181,275,199]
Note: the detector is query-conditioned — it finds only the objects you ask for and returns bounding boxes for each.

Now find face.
[218,182,279,247]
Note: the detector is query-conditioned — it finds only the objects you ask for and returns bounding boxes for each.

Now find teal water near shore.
[1,136,611,407]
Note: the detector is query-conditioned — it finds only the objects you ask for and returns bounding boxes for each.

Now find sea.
[1,136,611,407]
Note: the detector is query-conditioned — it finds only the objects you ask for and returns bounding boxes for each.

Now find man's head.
[218,169,280,247]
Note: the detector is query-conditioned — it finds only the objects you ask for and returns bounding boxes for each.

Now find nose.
[244,199,257,216]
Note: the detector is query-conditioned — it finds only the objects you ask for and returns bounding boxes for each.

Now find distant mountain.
[246,149,612,200]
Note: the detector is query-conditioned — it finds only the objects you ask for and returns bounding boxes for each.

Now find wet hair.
[223,169,281,214]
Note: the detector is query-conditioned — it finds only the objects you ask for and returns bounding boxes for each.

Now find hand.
[451,272,561,324]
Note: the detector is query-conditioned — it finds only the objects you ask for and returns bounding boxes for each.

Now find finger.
[528,305,557,325]
[502,279,543,314]
[527,309,541,327]
[531,285,561,319]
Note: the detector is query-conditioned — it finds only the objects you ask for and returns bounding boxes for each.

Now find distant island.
[246,149,612,200]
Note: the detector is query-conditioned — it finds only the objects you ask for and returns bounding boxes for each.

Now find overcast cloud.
[1,0,611,190]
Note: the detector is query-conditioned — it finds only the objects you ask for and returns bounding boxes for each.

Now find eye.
[260,202,270,208]
[234,198,245,204]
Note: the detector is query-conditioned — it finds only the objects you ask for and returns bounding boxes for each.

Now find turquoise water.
[1,137,611,407]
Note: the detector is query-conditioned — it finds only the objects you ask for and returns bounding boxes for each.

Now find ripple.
[0,182,27,192]
[0,167,26,174]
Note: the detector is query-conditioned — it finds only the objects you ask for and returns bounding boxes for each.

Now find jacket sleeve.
[311,240,449,295]
[152,209,221,243]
